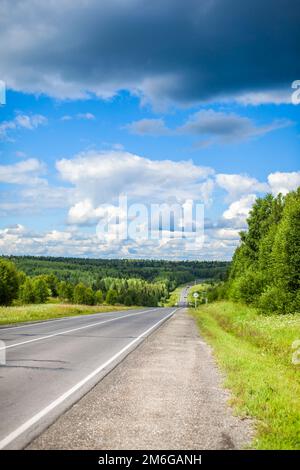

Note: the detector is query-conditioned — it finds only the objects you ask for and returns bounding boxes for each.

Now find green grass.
[0,303,133,326]
[190,300,300,449]
[164,286,182,306]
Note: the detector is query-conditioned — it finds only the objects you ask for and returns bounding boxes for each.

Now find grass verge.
[190,301,300,449]
[164,286,182,306]
[0,303,133,326]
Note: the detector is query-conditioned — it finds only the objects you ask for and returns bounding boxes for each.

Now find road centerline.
[0,308,160,351]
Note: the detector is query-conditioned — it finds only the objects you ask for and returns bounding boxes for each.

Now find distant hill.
[7,256,229,288]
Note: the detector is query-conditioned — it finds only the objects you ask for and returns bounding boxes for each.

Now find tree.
[44,273,59,297]
[271,188,300,309]
[58,281,73,302]
[85,287,95,305]
[106,288,118,305]
[19,278,36,304]
[0,259,19,305]
[32,278,49,303]
[224,188,300,313]
[124,294,134,306]
[95,290,103,305]
[73,283,85,304]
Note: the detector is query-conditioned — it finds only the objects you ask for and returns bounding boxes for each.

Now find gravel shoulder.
[27,309,253,450]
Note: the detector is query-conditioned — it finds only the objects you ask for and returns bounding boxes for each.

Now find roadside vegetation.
[208,188,300,314]
[190,187,300,449]
[187,283,211,305]
[191,301,300,449]
[0,303,132,326]
[0,258,169,308]
[164,286,182,306]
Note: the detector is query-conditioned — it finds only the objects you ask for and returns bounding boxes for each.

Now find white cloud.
[76,112,95,120]
[212,228,241,240]
[0,159,46,185]
[0,223,229,260]
[0,159,73,216]
[0,114,47,140]
[268,171,300,196]
[56,150,215,224]
[234,89,292,106]
[223,194,257,225]
[61,113,95,121]
[1,148,298,259]
[216,173,268,200]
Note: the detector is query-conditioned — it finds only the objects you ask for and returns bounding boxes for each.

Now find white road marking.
[0,308,161,351]
[0,308,177,449]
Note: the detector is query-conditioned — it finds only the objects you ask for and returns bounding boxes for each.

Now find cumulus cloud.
[216,173,268,200]
[0,223,232,260]
[56,150,215,224]
[1,0,299,106]
[268,171,300,196]
[0,114,47,140]
[222,194,257,226]
[0,159,46,185]
[0,147,298,259]
[0,159,73,215]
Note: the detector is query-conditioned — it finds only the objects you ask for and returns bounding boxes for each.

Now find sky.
[0,0,299,260]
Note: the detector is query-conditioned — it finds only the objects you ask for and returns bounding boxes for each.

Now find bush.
[73,283,95,305]
[124,294,134,306]
[0,259,19,305]
[258,286,294,314]
[228,270,264,304]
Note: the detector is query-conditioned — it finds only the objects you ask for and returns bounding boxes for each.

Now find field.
[0,303,133,326]
[191,300,300,449]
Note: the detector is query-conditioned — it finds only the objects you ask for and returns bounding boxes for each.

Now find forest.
[0,257,229,308]
[9,257,228,285]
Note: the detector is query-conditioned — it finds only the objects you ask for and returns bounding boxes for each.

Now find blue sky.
[0,0,299,260]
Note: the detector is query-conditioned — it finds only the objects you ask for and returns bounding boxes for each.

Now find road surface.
[27,308,252,450]
[0,306,176,449]
[178,285,190,306]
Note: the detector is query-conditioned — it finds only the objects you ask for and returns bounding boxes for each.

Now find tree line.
[0,259,169,307]
[208,187,300,314]
[7,256,229,288]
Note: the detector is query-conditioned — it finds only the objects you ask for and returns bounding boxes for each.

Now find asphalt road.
[0,306,176,449]
[178,285,190,306]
